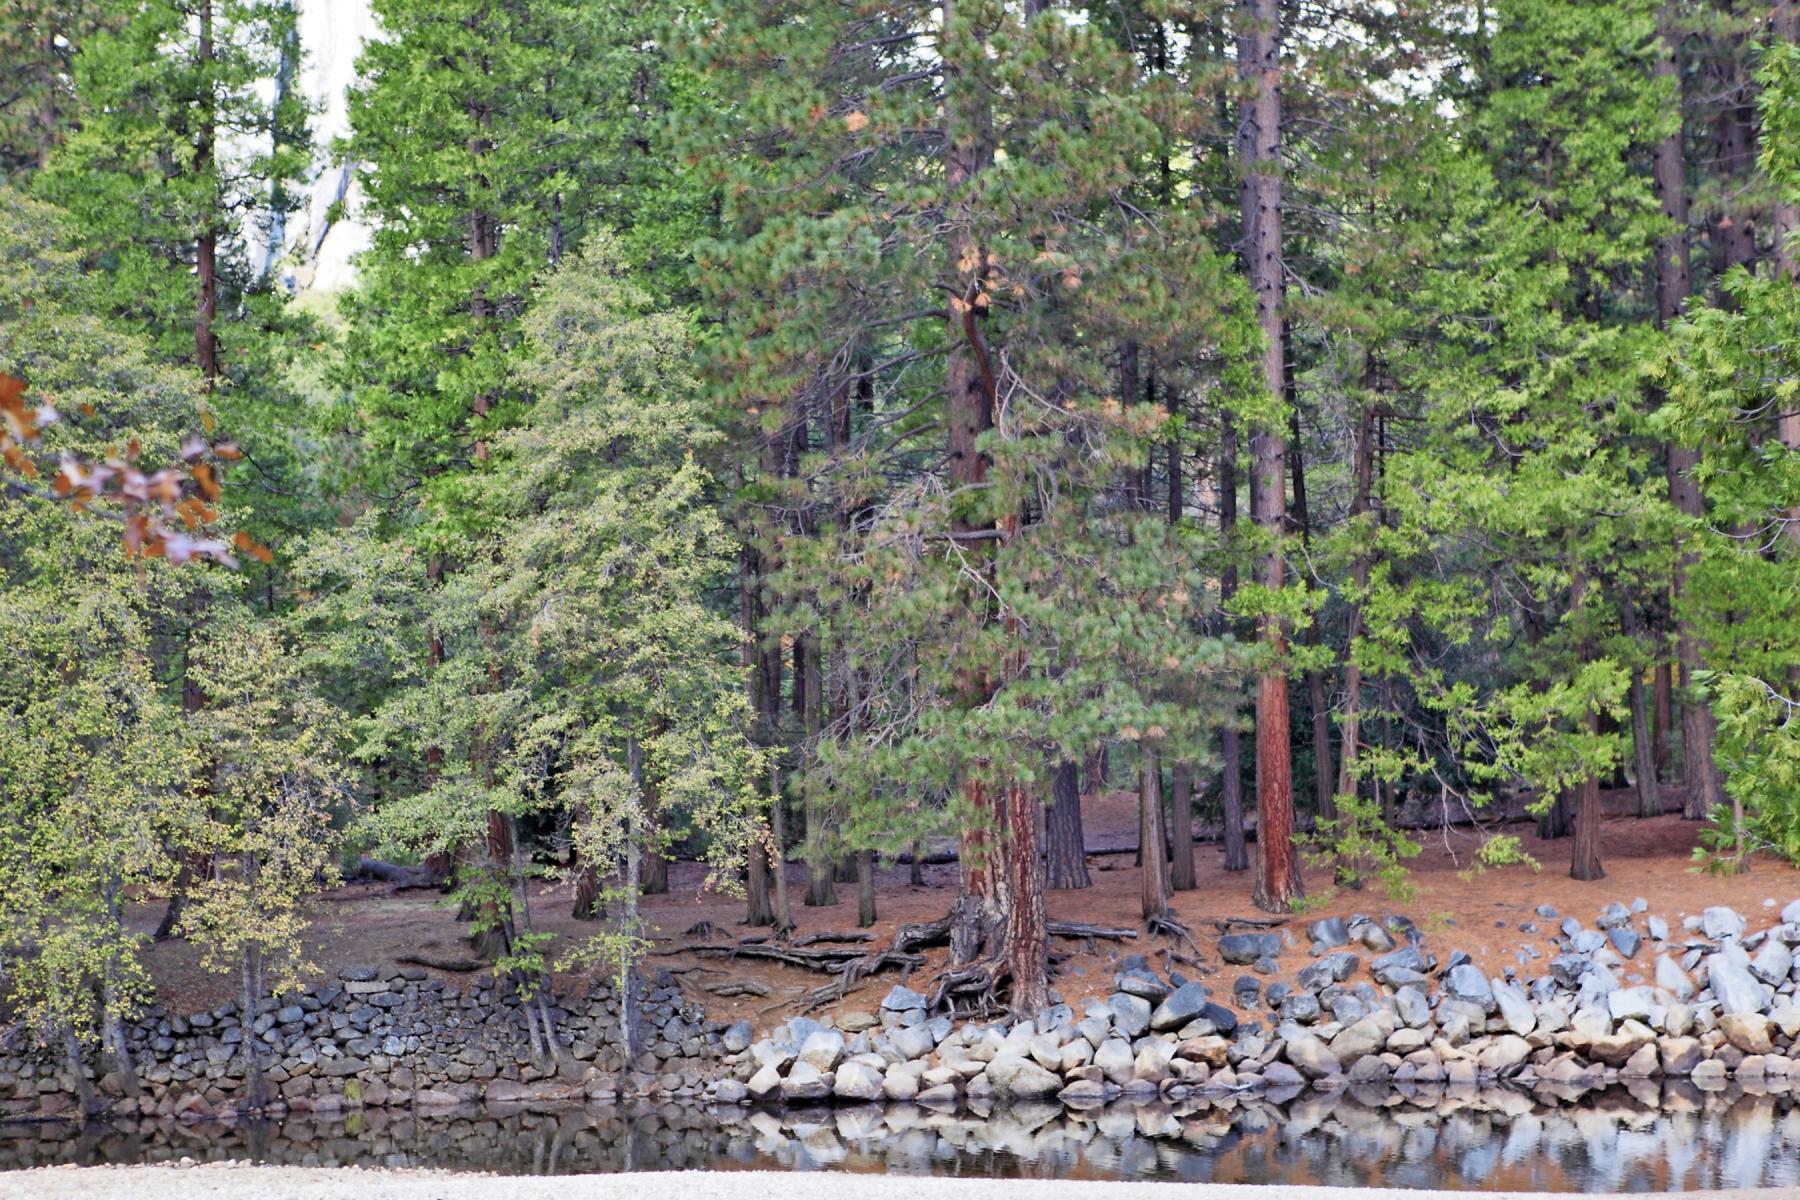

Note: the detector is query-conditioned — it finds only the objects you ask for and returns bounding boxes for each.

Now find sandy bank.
[8,1166,1800,1200]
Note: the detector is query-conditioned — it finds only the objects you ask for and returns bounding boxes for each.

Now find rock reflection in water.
[7,1083,1800,1192]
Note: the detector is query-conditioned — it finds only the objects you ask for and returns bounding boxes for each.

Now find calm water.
[6,1084,1800,1191]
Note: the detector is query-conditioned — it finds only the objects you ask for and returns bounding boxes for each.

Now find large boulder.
[1285,1034,1341,1080]
[796,1029,846,1072]
[1444,964,1494,1012]
[1493,981,1536,1036]
[1702,906,1746,941]
[1219,932,1283,965]
[986,1054,1061,1099]
[1150,982,1210,1032]
[780,1061,831,1101]
[832,1059,885,1101]
[746,1064,783,1101]
[1094,1038,1135,1086]
[1107,993,1153,1039]
[1708,948,1769,1016]
[1720,1013,1775,1055]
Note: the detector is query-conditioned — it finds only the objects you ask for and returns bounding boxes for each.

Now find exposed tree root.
[396,952,486,973]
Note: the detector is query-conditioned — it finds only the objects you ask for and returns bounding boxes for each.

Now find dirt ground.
[132,794,1800,1032]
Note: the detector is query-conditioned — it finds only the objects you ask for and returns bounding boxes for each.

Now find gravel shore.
[10,1167,1800,1200]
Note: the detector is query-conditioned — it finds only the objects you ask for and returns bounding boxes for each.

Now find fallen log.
[397,952,486,973]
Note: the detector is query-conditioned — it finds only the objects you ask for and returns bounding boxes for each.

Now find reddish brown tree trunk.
[1237,0,1301,912]
[194,0,218,382]
[1218,410,1249,873]
[1569,570,1605,882]
[1169,765,1196,892]
[1140,750,1171,922]
[1777,3,1800,547]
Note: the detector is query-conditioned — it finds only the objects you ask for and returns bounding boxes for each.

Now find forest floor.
[131,793,1800,1031]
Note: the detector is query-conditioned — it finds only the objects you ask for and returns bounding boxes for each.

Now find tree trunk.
[1237,0,1301,913]
[769,761,794,935]
[1169,765,1196,892]
[1621,601,1663,819]
[1140,750,1171,922]
[1285,336,1332,826]
[638,770,669,895]
[1653,663,1673,780]
[856,849,877,928]
[1335,386,1376,806]
[740,545,776,928]
[1045,759,1091,889]
[1652,5,1721,822]
[1568,569,1605,880]
[1218,410,1249,874]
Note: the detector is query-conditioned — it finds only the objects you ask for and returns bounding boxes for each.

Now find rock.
[722,1020,753,1055]
[1356,921,1397,952]
[832,1060,884,1101]
[1597,902,1631,930]
[1493,981,1536,1036]
[1331,1013,1399,1065]
[1550,954,1593,990]
[1771,1004,1800,1039]
[1057,1079,1109,1106]
[1233,977,1262,1007]
[1150,982,1209,1032]
[1329,994,1369,1025]
[1347,1054,1392,1083]
[881,985,927,1012]
[1132,1041,1175,1083]
[1720,1013,1775,1055]
[1200,1003,1238,1036]
[1308,917,1350,948]
[1477,1035,1531,1074]
[1094,1038,1135,1086]
[1174,1036,1231,1067]
[1655,955,1696,1000]
[1253,956,1281,977]
[1116,969,1171,1001]
[1752,941,1794,986]
[1621,1043,1662,1078]
[796,1029,845,1072]
[1692,1058,1729,1089]
[746,1064,783,1101]
[1445,964,1494,1012]
[882,1069,919,1100]
[1059,1038,1094,1072]
[1218,933,1282,965]
[1281,1034,1338,1079]
[1586,1031,1653,1068]
[1371,944,1431,981]
[1708,949,1768,1016]
[711,1079,749,1104]
[1107,993,1152,1039]
[1702,906,1746,941]
[1647,915,1669,943]
[985,1054,1062,1099]
[1262,1060,1305,1089]
[1280,993,1322,1024]
[1609,927,1641,959]
[836,1010,879,1034]
[780,1061,831,1101]
[1607,986,1655,1024]
[1395,986,1432,1028]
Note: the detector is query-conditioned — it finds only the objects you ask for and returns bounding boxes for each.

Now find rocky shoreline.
[8,897,1800,1122]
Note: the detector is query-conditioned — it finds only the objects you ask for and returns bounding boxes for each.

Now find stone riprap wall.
[0,967,749,1121]
[727,899,1800,1107]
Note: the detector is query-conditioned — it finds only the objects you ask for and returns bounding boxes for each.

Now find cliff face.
[250,0,376,296]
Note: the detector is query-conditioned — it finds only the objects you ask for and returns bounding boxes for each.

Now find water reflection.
[7,1083,1800,1192]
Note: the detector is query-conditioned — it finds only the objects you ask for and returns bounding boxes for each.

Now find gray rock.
[889,1022,935,1061]
[881,985,927,1012]
[1107,992,1153,1039]
[1115,969,1171,1002]
[1609,926,1641,959]
[1550,954,1593,990]
[1200,1003,1238,1035]
[723,1020,753,1054]
[1394,986,1432,1028]
[1536,905,1559,919]
[1219,933,1282,965]
[1330,994,1370,1025]
[1279,993,1322,1024]
[1307,917,1350,949]
[1752,940,1794,986]
[796,1029,846,1072]
[712,1079,749,1103]
[1445,963,1495,1012]
[1150,982,1209,1032]
[1233,977,1262,1006]
[1702,906,1746,941]
[1709,948,1769,1015]
[1607,986,1654,1023]
[1094,1038,1135,1086]
[1598,902,1631,930]
[986,1053,1062,1099]
[780,1061,831,1101]
[1655,955,1695,1000]
[1647,915,1670,943]
[832,1059,885,1101]
[1493,980,1537,1036]
[1371,946,1432,989]
[1720,1013,1775,1055]
[1252,955,1281,977]
[746,1064,782,1101]
[1285,1034,1341,1079]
